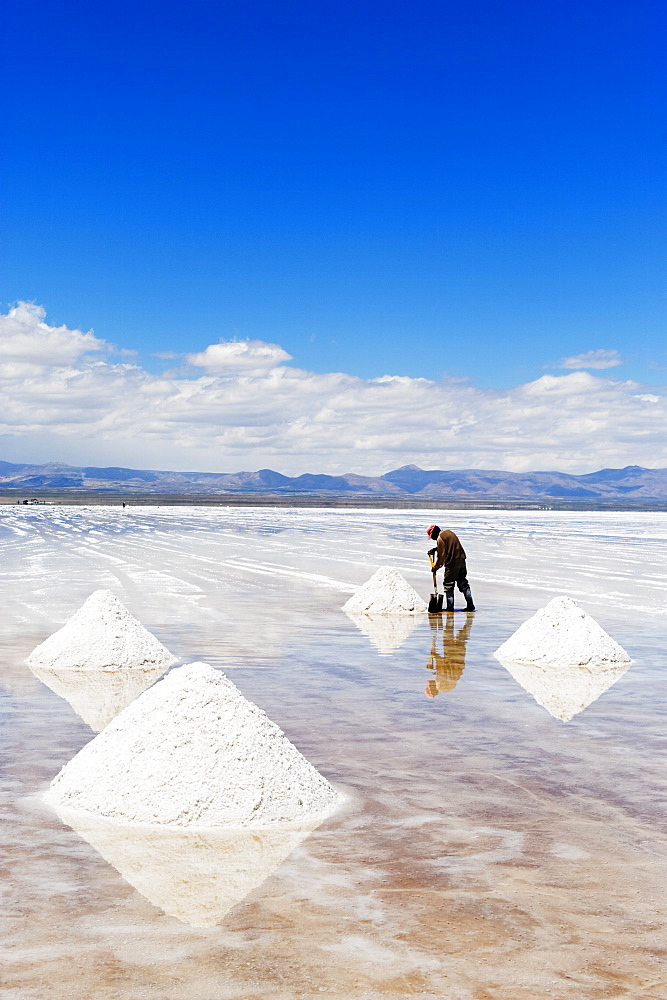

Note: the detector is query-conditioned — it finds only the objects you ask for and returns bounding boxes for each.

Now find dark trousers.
[442,559,470,594]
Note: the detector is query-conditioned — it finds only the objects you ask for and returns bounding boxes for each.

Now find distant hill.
[2,460,667,500]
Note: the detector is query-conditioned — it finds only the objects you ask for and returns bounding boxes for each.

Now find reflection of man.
[426,524,475,613]
[425,613,473,698]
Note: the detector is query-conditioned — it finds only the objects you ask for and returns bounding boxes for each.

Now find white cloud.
[559,349,622,370]
[187,339,292,374]
[0,304,666,474]
[0,302,106,371]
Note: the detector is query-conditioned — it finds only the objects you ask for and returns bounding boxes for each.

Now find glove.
[427,548,436,558]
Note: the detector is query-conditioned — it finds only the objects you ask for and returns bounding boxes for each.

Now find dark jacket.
[433,529,466,571]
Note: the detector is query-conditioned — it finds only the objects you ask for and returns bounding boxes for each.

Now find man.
[426,524,475,613]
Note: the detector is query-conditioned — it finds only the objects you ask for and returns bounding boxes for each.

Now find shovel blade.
[428,593,441,613]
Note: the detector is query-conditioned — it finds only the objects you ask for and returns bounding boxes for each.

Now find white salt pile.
[27,589,177,672]
[343,567,428,615]
[494,595,631,668]
[53,808,315,927]
[46,662,340,828]
[344,610,420,655]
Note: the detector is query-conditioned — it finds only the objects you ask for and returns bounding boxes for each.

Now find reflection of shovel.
[428,553,443,613]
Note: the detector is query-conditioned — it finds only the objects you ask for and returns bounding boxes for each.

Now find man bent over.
[427,524,475,613]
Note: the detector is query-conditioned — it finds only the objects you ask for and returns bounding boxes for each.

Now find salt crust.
[494,595,631,668]
[343,567,428,615]
[46,662,340,828]
[27,590,177,672]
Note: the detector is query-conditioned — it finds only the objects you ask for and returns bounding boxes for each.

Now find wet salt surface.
[2,506,667,998]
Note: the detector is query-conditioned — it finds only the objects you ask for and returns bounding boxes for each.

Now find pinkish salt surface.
[1,505,665,1000]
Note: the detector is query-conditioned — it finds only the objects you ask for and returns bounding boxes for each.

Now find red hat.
[426,524,439,537]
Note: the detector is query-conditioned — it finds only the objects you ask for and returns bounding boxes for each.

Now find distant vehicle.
[22,498,42,504]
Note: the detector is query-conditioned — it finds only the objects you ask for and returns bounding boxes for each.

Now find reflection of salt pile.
[498,657,631,722]
[344,611,420,655]
[28,664,169,732]
[46,662,340,827]
[54,807,314,927]
[343,567,427,615]
[495,596,631,721]
[27,590,177,672]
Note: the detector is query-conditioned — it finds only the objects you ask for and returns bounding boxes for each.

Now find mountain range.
[2,460,667,500]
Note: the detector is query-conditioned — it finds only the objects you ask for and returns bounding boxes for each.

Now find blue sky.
[3,0,665,384]
[0,1,665,473]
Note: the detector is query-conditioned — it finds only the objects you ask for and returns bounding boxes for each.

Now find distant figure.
[425,613,473,698]
[426,524,475,613]
[122,502,126,508]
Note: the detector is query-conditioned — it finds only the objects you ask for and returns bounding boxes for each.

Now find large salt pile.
[27,590,177,672]
[46,662,340,828]
[53,809,314,927]
[343,567,428,615]
[494,595,631,669]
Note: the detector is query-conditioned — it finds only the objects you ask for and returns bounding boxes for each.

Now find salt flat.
[1,505,666,999]
[1,505,665,665]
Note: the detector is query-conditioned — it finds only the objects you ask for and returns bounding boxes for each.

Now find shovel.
[428,553,443,613]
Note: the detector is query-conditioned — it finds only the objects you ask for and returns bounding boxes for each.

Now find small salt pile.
[27,590,177,672]
[343,567,428,615]
[494,595,631,668]
[46,662,340,828]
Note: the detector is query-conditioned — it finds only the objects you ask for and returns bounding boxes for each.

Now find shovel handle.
[428,553,438,591]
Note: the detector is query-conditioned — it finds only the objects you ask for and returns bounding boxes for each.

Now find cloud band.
[0,303,665,474]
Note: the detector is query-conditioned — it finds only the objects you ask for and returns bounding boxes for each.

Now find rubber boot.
[445,590,455,613]
[462,586,475,612]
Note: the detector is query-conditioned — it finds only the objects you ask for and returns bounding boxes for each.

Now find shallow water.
[1,506,666,999]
